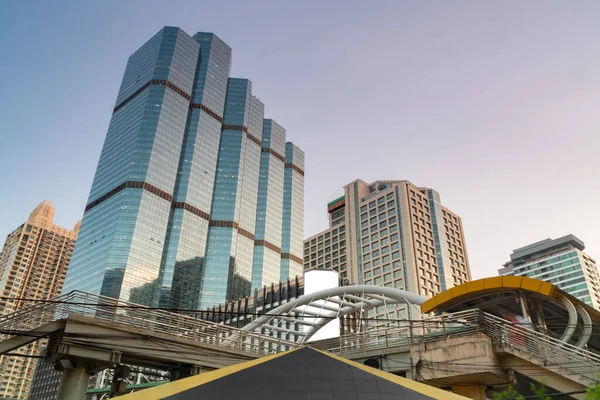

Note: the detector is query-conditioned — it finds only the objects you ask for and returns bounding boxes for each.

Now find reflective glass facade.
[63,27,304,311]
[280,143,305,281]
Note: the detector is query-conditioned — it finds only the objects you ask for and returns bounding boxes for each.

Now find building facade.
[499,235,600,309]
[304,180,471,317]
[0,201,79,399]
[62,27,304,310]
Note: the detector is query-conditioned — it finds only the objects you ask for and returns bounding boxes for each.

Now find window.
[318,243,323,249]
[379,213,387,221]
[387,201,394,208]
[370,209,377,216]
[318,236,323,242]
[362,229,368,236]
[360,205,367,212]
[391,242,400,250]
[394,271,402,278]
[370,217,377,225]
[361,213,368,220]
[392,251,400,259]
[386,193,393,200]
[373,250,380,257]
[383,255,390,263]
[374,277,382,285]
[373,258,381,266]
[371,233,379,240]
[362,245,370,252]
[365,271,372,278]
[380,228,388,236]
[361,221,368,228]
[370,225,378,232]
[364,254,371,261]
[362,237,369,244]
[384,273,392,282]
[373,267,381,275]
[381,237,389,245]
[378,205,385,212]
[390,225,398,233]
[390,233,398,241]
[378,197,385,204]
[364,261,371,269]
[325,232,330,239]
[388,209,396,216]
[304,242,310,248]
[393,261,401,268]
[340,232,345,239]
[383,264,391,272]
[369,201,376,208]
[380,221,387,228]
[372,241,379,249]
[382,246,389,254]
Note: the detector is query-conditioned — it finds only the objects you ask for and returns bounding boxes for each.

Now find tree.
[492,386,524,400]
[530,383,551,400]
[586,380,600,400]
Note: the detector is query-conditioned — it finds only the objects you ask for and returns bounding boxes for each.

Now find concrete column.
[57,365,91,400]
[519,292,531,322]
[452,385,486,399]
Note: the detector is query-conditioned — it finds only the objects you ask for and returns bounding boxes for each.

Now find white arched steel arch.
[241,285,428,343]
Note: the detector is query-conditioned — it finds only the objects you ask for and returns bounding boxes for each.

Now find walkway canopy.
[119,346,468,399]
[421,276,600,351]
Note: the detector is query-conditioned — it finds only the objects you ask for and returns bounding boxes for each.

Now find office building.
[304,180,471,317]
[62,27,304,310]
[0,201,79,399]
[499,235,600,309]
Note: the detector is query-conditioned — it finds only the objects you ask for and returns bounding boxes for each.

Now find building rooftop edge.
[509,234,585,262]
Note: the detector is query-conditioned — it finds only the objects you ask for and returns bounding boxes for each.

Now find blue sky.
[1,1,600,279]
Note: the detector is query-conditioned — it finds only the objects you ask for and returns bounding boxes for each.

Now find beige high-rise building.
[304,180,471,316]
[0,201,79,399]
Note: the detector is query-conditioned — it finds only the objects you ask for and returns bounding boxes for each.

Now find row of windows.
[359,192,394,213]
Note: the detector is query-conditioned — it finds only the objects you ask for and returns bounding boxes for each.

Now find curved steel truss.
[240,285,428,343]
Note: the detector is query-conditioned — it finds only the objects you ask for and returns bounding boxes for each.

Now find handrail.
[0,290,297,357]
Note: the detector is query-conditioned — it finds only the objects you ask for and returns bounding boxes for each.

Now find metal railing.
[479,311,600,383]
[1,293,599,383]
[309,309,481,355]
[0,291,298,357]
[311,309,600,383]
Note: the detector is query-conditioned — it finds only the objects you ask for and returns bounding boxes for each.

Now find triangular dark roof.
[121,347,468,400]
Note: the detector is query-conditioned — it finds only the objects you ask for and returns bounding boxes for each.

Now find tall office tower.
[499,235,600,309]
[304,180,471,315]
[280,143,305,281]
[0,201,79,399]
[62,27,304,310]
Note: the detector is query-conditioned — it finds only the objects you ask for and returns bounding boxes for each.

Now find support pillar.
[518,292,531,322]
[452,384,486,400]
[57,364,91,400]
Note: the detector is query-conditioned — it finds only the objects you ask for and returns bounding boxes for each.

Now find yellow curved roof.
[421,276,557,314]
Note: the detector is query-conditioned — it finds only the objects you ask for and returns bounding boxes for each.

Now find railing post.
[442,315,446,340]
[409,321,414,346]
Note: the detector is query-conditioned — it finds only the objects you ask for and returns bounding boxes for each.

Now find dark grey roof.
[164,347,436,400]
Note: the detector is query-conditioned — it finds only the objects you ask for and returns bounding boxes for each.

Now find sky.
[1,1,600,280]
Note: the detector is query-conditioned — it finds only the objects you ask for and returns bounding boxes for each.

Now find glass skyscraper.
[62,27,304,310]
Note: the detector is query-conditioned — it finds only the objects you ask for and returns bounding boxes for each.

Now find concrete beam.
[0,320,64,355]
